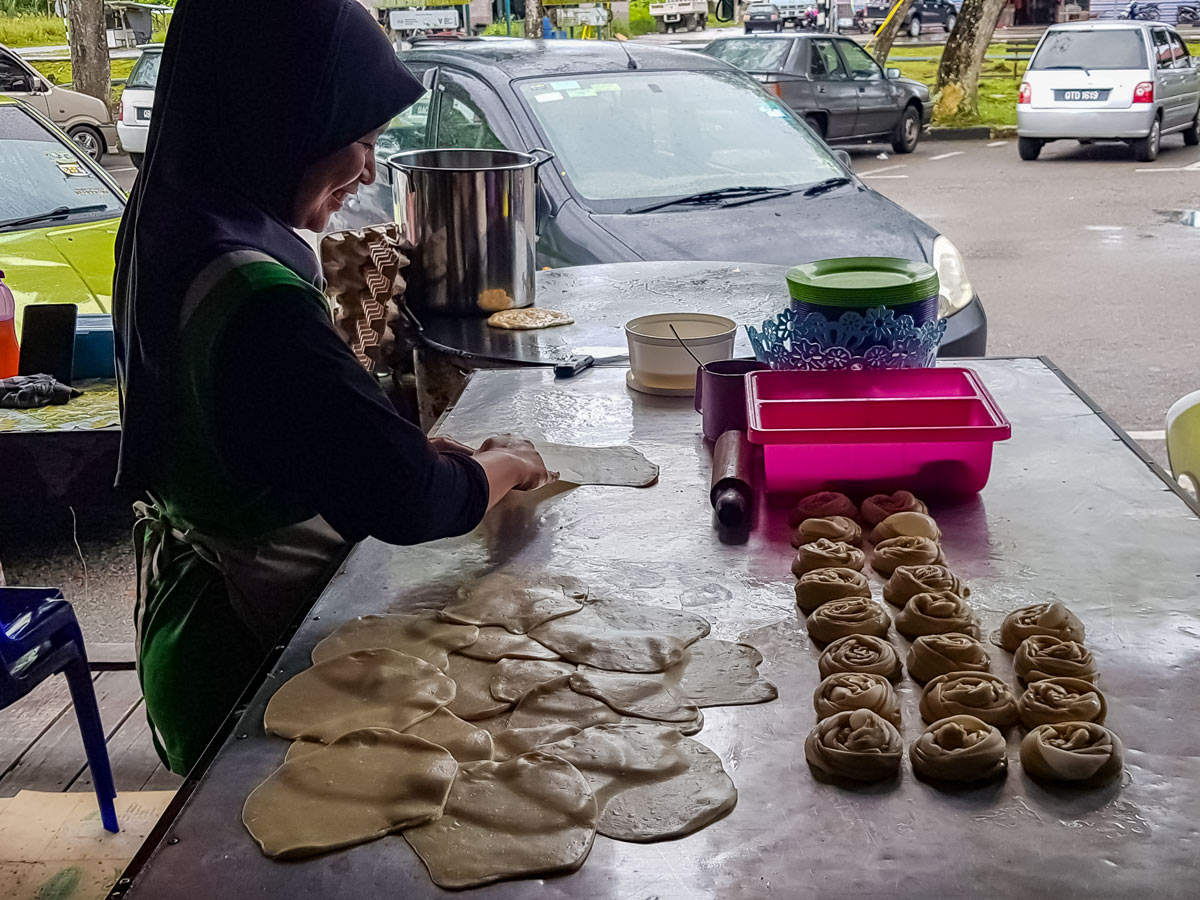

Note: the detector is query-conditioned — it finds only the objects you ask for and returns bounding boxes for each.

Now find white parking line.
[987,141,1009,147]
[1136,161,1200,173]
[1128,430,1167,441]
[107,165,137,173]
[857,164,907,175]
[929,151,965,161]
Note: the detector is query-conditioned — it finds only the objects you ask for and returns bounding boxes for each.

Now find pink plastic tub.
[744,368,1011,495]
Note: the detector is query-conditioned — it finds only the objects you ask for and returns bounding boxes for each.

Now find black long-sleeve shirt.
[215,287,489,545]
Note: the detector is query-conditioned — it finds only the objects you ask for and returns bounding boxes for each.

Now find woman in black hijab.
[114,0,552,774]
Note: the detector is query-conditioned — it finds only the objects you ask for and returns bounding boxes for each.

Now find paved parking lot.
[845,135,1200,463]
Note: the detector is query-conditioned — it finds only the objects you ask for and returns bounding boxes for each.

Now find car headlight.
[932,235,973,317]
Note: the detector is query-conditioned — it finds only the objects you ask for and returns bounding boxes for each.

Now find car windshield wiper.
[0,204,109,230]
[720,176,854,207]
[1041,65,1092,74]
[624,186,790,215]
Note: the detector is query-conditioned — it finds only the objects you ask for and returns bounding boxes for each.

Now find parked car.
[1017,21,1200,162]
[116,44,162,168]
[864,0,957,37]
[0,43,116,160]
[744,3,784,32]
[0,97,124,331]
[702,34,930,153]
[331,41,984,355]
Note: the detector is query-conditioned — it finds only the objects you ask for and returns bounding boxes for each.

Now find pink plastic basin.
[744,368,1011,495]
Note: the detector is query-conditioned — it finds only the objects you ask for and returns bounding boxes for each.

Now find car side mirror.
[834,149,852,169]
[886,67,901,79]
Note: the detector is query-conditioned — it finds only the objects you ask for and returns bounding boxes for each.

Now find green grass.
[28,57,136,108]
[0,13,66,47]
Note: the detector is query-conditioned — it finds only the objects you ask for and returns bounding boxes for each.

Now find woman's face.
[290,127,384,232]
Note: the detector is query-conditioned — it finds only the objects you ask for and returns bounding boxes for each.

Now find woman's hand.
[429,436,475,456]
[475,435,557,505]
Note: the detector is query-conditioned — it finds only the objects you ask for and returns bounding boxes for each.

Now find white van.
[0,43,116,160]
[116,45,161,167]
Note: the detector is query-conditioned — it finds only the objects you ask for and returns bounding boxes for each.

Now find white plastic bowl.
[625,313,737,393]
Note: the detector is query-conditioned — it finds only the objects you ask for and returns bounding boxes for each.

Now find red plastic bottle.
[0,270,19,378]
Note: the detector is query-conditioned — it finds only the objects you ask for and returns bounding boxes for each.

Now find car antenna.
[617,39,639,70]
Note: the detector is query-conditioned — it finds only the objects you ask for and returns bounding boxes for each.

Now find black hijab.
[113,0,422,489]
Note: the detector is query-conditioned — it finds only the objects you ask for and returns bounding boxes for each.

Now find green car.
[0,96,125,336]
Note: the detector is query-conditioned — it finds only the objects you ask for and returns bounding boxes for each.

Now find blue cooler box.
[74,314,115,379]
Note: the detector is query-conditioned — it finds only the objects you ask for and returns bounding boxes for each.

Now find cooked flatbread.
[264,649,455,742]
[529,600,710,673]
[243,728,456,859]
[445,654,514,721]
[486,308,574,330]
[310,611,479,671]
[490,659,576,703]
[442,573,588,635]
[540,723,737,843]
[403,752,597,889]
[459,626,561,662]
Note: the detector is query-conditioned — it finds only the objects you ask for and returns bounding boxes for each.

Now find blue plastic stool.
[0,587,118,832]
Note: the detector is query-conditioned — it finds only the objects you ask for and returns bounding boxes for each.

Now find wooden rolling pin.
[710,429,757,529]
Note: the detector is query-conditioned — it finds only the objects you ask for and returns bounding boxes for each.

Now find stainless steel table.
[117,359,1200,900]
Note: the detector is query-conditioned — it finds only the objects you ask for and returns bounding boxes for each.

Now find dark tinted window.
[0,52,30,91]
[0,106,123,227]
[125,51,161,90]
[1168,32,1190,68]
[704,38,792,70]
[837,40,883,80]
[433,75,504,150]
[1031,29,1148,70]
[810,39,847,80]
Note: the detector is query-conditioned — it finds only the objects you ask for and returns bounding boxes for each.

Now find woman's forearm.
[474,449,527,511]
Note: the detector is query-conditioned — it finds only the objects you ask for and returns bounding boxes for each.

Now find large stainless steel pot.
[388,148,549,318]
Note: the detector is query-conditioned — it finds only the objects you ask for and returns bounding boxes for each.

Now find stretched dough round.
[883,564,969,609]
[569,669,699,723]
[490,658,576,704]
[540,723,737,843]
[804,709,903,783]
[871,536,945,576]
[894,590,980,639]
[506,675,625,732]
[999,602,1085,652]
[806,597,892,645]
[906,632,991,683]
[284,710,494,765]
[442,573,588,635]
[444,654,513,721]
[1020,722,1123,786]
[870,511,942,544]
[310,611,479,670]
[813,672,900,726]
[911,715,1007,784]
[1014,635,1097,684]
[795,567,872,614]
[404,752,597,889]
[792,539,866,577]
[1017,677,1107,727]
[793,516,862,548]
[920,671,1018,728]
[529,600,710,673]
[668,639,778,707]
[459,626,560,662]
[818,634,902,683]
[788,491,857,528]
[264,649,455,742]
[861,490,927,526]
[243,728,456,859]
[491,725,582,761]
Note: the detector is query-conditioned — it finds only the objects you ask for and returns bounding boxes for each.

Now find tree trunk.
[871,0,917,66]
[525,0,543,37]
[933,0,1007,121]
[67,0,110,108]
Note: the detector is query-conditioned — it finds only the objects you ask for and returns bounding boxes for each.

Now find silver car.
[1017,21,1200,162]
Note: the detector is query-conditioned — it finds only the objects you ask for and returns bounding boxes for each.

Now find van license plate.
[1055,89,1108,101]
[137,107,152,121]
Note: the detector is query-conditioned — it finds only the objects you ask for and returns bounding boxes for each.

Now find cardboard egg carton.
[320,224,410,371]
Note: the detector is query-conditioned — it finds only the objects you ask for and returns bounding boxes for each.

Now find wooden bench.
[998,39,1038,77]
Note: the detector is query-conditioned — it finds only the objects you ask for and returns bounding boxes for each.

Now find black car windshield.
[1031,29,1147,70]
[704,37,792,70]
[126,50,162,89]
[0,106,123,227]
[517,70,842,213]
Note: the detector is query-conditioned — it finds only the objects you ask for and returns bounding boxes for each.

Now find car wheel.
[129,152,144,169]
[805,114,827,140]
[909,17,921,37]
[1133,115,1161,162]
[775,22,783,31]
[68,124,104,161]
[744,26,753,33]
[1184,108,1200,146]
[892,105,921,154]
[945,13,956,31]
[1017,136,1042,160]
